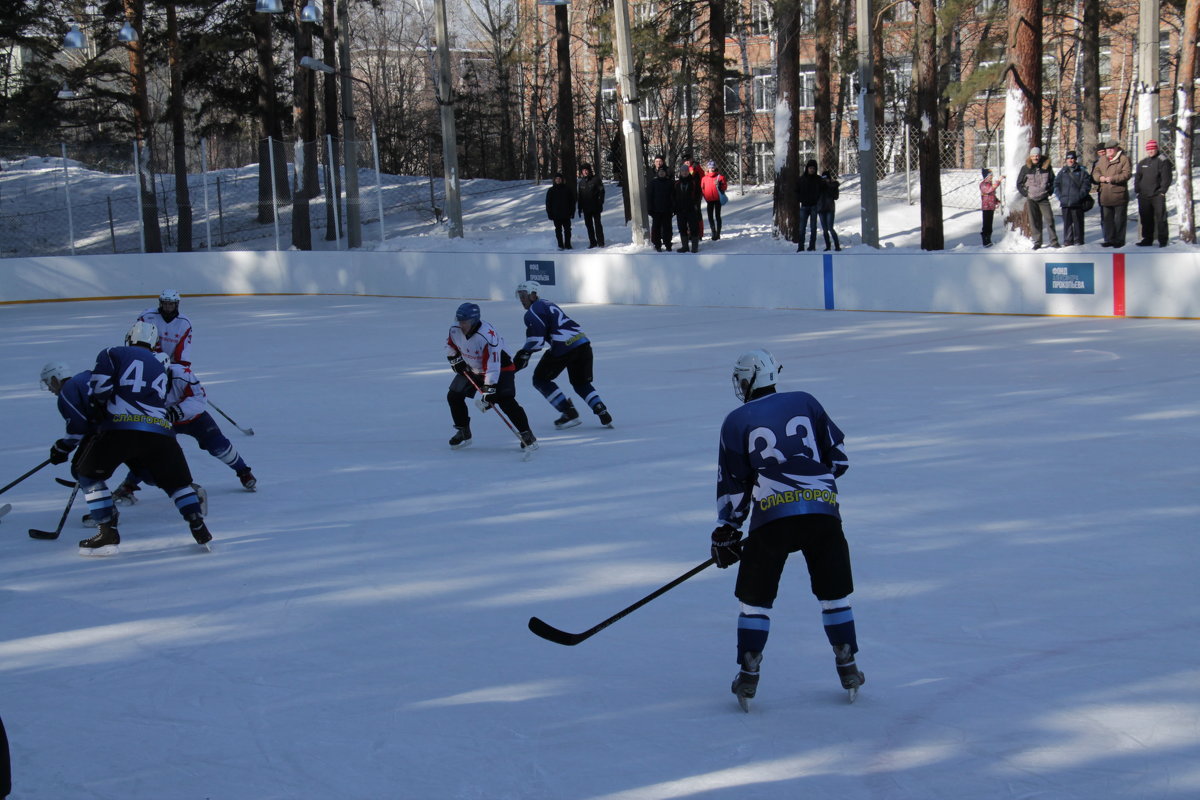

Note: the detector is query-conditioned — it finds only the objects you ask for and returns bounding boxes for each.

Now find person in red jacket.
[700,161,727,241]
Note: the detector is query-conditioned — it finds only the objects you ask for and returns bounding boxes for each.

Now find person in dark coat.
[545,173,574,250]
[1054,150,1092,246]
[795,159,822,251]
[1134,140,1173,247]
[673,162,703,253]
[647,166,676,252]
[817,170,841,251]
[1016,146,1060,249]
[577,162,606,248]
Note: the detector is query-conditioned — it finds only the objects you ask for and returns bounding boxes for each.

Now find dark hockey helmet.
[455,302,481,323]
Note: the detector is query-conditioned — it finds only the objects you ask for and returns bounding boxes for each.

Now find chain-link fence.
[0,134,449,258]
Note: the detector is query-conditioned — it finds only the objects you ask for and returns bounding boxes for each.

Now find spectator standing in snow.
[1054,151,1093,246]
[700,161,727,241]
[577,162,606,248]
[647,166,676,252]
[1092,141,1132,247]
[545,173,574,250]
[1016,147,1060,249]
[979,169,1003,247]
[795,159,822,251]
[817,171,841,251]
[1134,140,1173,247]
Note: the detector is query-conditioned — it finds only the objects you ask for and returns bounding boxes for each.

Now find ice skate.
[79,523,120,557]
[593,402,613,427]
[731,651,762,712]
[553,403,582,430]
[111,481,139,506]
[237,468,257,491]
[834,644,865,702]
[519,430,539,451]
[187,512,213,551]
[449,425,472,450]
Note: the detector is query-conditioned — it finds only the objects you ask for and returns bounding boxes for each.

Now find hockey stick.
[461,371,523,441]
[0,459,52,496]
[528,557,716,646]
[0,503,11,523]
[209,401,255,436]
[28,482,80,540]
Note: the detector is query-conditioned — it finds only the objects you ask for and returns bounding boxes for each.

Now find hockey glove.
[474,384,497,412]
[710,524,743,568]
[512,350,531,371]
[447,354,469,375]
[165,405,184,424]
[49,439,73,465]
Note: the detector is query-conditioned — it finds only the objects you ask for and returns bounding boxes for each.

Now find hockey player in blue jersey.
[107,359,256,503]
[71,321,213,555]
[710,349,863,709]
[512,281,613,429]
[42,361,95,471]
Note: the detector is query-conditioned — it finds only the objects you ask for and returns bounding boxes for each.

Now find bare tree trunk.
[322,0,341,240]
[815,0,833,171]
[166,0,191,252]
[1176,0,1198,243]
[252,9,289,227]
[1005,0,1042,235]
[125,0,162,251]
[707,0,727,166]
[292,0,313,251]
[915,0,943,250]
[554,3,576,182]
[774,0,801,241]
[1078,0,1100,157]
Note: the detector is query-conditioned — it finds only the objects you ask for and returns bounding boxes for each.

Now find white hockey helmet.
[125,320,160,349]
[159,289,181,304]
[515,280,541,301]
[732,349,781,402]
[40,361,71,390]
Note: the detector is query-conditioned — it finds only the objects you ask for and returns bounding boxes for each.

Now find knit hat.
[579,162,592,172]
[1065,150,1077,159]
[981,168,992,178]
[1146,140,1158,151]
[1029,147,1041,156]
[805,159,818,169]
[706,160,716,169]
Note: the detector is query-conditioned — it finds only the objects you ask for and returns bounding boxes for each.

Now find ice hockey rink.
[1,294,1197,799]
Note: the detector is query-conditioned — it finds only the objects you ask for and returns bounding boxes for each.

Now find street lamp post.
[433,0,463,238]
[611,0,647,244]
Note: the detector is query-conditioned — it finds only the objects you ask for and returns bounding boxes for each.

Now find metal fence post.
[267,136,281,250]
[60,143,76,255]
[133,140,146,253]
[200,137,213,251]
[372,121,385,245]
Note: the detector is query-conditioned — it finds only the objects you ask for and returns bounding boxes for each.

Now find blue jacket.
[1054,165,1092,209]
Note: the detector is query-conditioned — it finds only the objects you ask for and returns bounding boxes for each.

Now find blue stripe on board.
[823,253,834,310]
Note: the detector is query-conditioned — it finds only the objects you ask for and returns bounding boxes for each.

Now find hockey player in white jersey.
[137,289,193,365]
[444,302,537,451]
[512,281,613,429]
[710,349,864,709]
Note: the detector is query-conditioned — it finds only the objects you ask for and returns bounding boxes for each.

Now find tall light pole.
[612,0,647,244]
[1135,0,1161,152]
[433,0,463,237]
[855,0,879,248]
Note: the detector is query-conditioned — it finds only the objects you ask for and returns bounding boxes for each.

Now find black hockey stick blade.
[55,477,75,488]
[0,502,11,523]
[29,483,79,541]
[528,557,716,646]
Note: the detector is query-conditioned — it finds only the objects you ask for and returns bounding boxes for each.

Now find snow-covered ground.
[2,154,1194,257]
[1,296,1198,799]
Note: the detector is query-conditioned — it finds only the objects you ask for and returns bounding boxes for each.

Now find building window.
[633,2,656,26]
[601,77,618,123]
[1099,38,1111,87]
[640,91,662,121]
[798,68,815,109]
[674,84,703,118]
[799,139,815,165]
[750,0,772,36]
[753,68,776,113]
[754,141,774,181]
[725,78,740,114]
